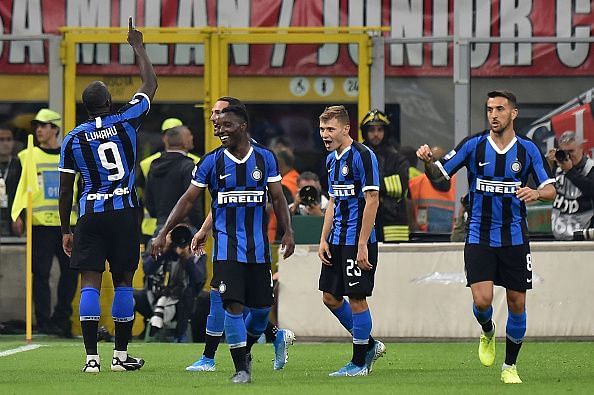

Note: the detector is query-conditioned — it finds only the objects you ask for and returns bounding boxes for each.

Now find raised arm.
[127,17,157,101]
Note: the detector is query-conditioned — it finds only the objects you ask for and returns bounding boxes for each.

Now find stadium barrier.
[3,241,594,338]
[278,241,594,339]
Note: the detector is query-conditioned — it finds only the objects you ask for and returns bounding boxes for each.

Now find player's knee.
[111,271,134,287]
[322,292,343,309]
[348,296,368,313]
[224,300,244,315]
[472,294,492,311]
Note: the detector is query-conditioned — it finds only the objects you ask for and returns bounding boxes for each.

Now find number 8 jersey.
[59,93,150,216]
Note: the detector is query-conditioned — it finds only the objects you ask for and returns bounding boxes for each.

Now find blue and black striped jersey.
[327,141,380,246]
[436,131,554,247]
[59,93,150,216]
[192,143,281,264]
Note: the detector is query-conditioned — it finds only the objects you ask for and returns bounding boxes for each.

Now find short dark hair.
[487,90,517,108]
[82,81,111,113]
[220,105,249,125]
[298,171,319,183]
[165,125,188,148]
[0,124,13,134]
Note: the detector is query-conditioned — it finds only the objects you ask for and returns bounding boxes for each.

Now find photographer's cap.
[161,118,183,133]
[32,108,62,129]
[170,224,193,247]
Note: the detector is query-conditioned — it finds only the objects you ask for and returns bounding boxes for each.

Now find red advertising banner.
[0,0,592,76]
[551,102,594,155]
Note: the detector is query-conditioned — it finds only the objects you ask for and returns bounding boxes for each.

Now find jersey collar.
[487,135,517,155]
[334,144,352,160]
[224,145,253,164]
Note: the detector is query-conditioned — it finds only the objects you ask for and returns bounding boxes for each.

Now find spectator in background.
[289,171,328,216]
[144,125,203,232]
[138,118,200,241]
[0,125,22,236]
[408,146,456,233]
[361,110,410,242]
[451,193,470,242]
[399,145,423,180]
[268,148,298,242]
[13,109,77,337]
[547,131,594,240]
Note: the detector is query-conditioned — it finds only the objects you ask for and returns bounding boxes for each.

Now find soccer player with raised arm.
[59,18,157,373]
[151,105,295,384]
[417,90,556,384]
[318,106,386,377]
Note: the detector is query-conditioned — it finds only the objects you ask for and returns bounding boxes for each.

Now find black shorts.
[464,243,533,291]
[210,261,273,308]
[318,243,378,297]
[71,208,140,273]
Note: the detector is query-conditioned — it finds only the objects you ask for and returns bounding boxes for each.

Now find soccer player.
[416,90,556,384]
[317,106,386,377]
[58,18,157,373]
[151,105,295,384]
[185,97,295,373]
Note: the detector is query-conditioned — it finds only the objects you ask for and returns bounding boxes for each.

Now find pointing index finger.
[128,16,133,31]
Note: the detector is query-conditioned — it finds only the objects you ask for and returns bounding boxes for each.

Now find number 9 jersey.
[59,93,150,216]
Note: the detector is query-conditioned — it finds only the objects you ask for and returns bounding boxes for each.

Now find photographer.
[135,224,206,341]
[289,171,328,216]
[546,131,594,240]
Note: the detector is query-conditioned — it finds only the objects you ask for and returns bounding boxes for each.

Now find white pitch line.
[0,344,43,357]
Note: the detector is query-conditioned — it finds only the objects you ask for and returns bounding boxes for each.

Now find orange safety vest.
[409,174,456,233]
[268,169,299,243]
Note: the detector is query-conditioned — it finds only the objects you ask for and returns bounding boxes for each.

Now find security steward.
[12,109,78,337]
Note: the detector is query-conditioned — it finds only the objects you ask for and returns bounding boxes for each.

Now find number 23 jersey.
[59,93,150,216]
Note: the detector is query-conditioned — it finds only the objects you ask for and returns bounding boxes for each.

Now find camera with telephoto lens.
[573,229,594,241]
[298,185,320,206]
[555,149,569,162]
[170,224,192,248]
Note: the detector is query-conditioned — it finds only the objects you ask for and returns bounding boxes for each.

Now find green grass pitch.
[0,339,593,394]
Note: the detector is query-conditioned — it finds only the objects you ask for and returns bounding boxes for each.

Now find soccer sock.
[473,304,494,334]
[264,321,278,343]
[80,287,101,356]
[225,311,247,372]
[505,309,526,365]
[330,299,353,333]
[367,335,376,351]
[204,290,224,359]
[245,307,271,353]
[352,309,372,367]
[112,287,135,352]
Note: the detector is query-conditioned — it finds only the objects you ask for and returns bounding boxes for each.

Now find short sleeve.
[359,149,380,192]
[191,152,215,188]
[58,134,77,174]
[326,154,335,197]
[527,142,555,189]
[118,93,151,130]
[266,150,282,183]
[436,135,475,180]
